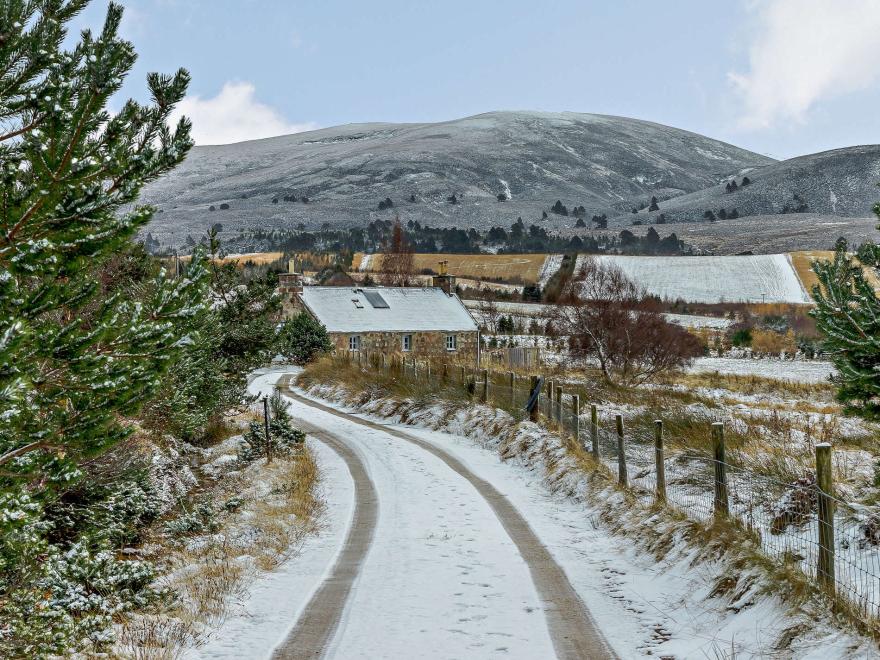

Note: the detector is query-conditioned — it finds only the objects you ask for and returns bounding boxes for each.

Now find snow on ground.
[186,370,355,659]
[688,357,835,383]
[663,313,733,330]
[200,368,559,660]
[575,254,811,304]
[464,299,732,330]
[299,382,871,659]
[537,254,563,287]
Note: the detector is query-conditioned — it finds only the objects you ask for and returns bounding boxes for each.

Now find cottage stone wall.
[329,330,479,364]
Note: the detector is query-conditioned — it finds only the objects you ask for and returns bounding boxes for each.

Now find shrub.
[238,392,305,464]
[278,312,334,365]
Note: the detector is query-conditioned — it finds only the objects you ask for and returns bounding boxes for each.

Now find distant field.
[575,254,811,304]
[789,250,880,295]
[352,252,552,284]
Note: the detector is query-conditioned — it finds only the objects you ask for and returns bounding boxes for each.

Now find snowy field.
[464,299,732,330]
[575,254,811,304]
[688,357,835,383]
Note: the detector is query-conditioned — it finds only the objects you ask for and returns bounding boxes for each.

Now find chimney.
[432,260,456,295]
[278,257,303,297]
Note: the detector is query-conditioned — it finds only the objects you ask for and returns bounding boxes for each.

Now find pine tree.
[0,2,203,653]
[811,198,880,418]
[278,312,334,365]
[0,0,199,492]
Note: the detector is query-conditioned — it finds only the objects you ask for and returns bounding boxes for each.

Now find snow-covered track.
[277,378,617,660]
[271,422,378,660]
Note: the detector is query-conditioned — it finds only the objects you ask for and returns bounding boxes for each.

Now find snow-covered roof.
[299,286,479,333]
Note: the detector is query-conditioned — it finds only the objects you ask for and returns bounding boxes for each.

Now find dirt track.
[275,377,616,660]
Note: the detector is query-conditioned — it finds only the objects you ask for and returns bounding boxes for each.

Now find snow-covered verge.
[298,379,876,658]
[688,356,835,383]
[110,406,324,659]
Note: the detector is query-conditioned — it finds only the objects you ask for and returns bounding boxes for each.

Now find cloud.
[170,81,316,145]
[729,0,880,130]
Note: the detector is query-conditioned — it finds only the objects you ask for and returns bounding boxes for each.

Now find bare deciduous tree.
[380,216,415,286]
[554,258,702,385]
[477,297,503,334]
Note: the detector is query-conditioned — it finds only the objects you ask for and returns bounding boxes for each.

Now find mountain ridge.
[140,110,877,253]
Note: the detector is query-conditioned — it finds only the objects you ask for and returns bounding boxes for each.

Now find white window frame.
[349,335,361,351]
[402,334,412,352]
[445,334,457,352]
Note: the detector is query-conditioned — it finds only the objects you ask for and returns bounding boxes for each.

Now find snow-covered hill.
[140,111,772,244]
[615,145,880,227]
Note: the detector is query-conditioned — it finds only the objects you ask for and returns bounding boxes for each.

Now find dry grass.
[790,250,880,296]
[666,370,836,403]
[352,252,550,283]
[114,446,323,659]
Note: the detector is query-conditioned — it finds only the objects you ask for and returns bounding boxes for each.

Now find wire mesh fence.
[341,352,880,620]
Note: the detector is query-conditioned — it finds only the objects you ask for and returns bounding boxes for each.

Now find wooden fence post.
[616,414,627,486]
[654,420,666,502]
[556,386,564,427]
[508,371,515,407]
[481,368,489,403]
[459,365,466,387]
[712,422,729,519]
[590,404,599,458]
[529,375,539,422]
[547,380,555,421]
[442,362,448,381]
[816,443,835,591]
[571,394,580,442]
[263,396,272,464]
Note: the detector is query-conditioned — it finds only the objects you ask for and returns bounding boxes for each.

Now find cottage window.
[349,335,361,351]
[402,334,412,351]
[445,334,457,351]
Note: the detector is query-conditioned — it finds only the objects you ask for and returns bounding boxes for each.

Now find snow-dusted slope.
[576,254,811,303]
[141,110,772,243]
[615,144,880,227]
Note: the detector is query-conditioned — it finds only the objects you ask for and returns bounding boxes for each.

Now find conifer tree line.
[0,3,330,654]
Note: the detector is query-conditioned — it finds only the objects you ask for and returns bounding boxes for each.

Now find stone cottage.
[278,267,480,364]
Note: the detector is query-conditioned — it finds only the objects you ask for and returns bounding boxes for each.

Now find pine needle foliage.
[811,199,880,418]
[0,1,200,492]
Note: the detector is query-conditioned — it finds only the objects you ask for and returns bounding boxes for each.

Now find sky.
[74,0,880,159]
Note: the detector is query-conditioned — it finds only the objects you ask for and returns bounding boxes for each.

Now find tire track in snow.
[278,377,617,660]
[271,422,378,660]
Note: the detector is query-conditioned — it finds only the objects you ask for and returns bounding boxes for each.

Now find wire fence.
[341,351,880,621]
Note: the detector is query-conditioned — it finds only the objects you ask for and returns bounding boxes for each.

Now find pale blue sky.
[76,0,880,158]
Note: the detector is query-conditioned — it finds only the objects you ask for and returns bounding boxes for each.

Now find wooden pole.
[816,442,835,591]
[460,365,466,387]
[654,420,666,502]
[443,362,448,381]
[481,368,489,403]
[571,394,580,442]
[547,380,555,421]
[712,422,729,519]
[616,414,627,486]
[508,371,515,407]
[263,396,272,464]
[590,404,599,458]
[529,375,539,422]
[556,386,564,426]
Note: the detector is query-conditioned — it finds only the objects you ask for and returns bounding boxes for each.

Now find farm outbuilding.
[279,269,480,364]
